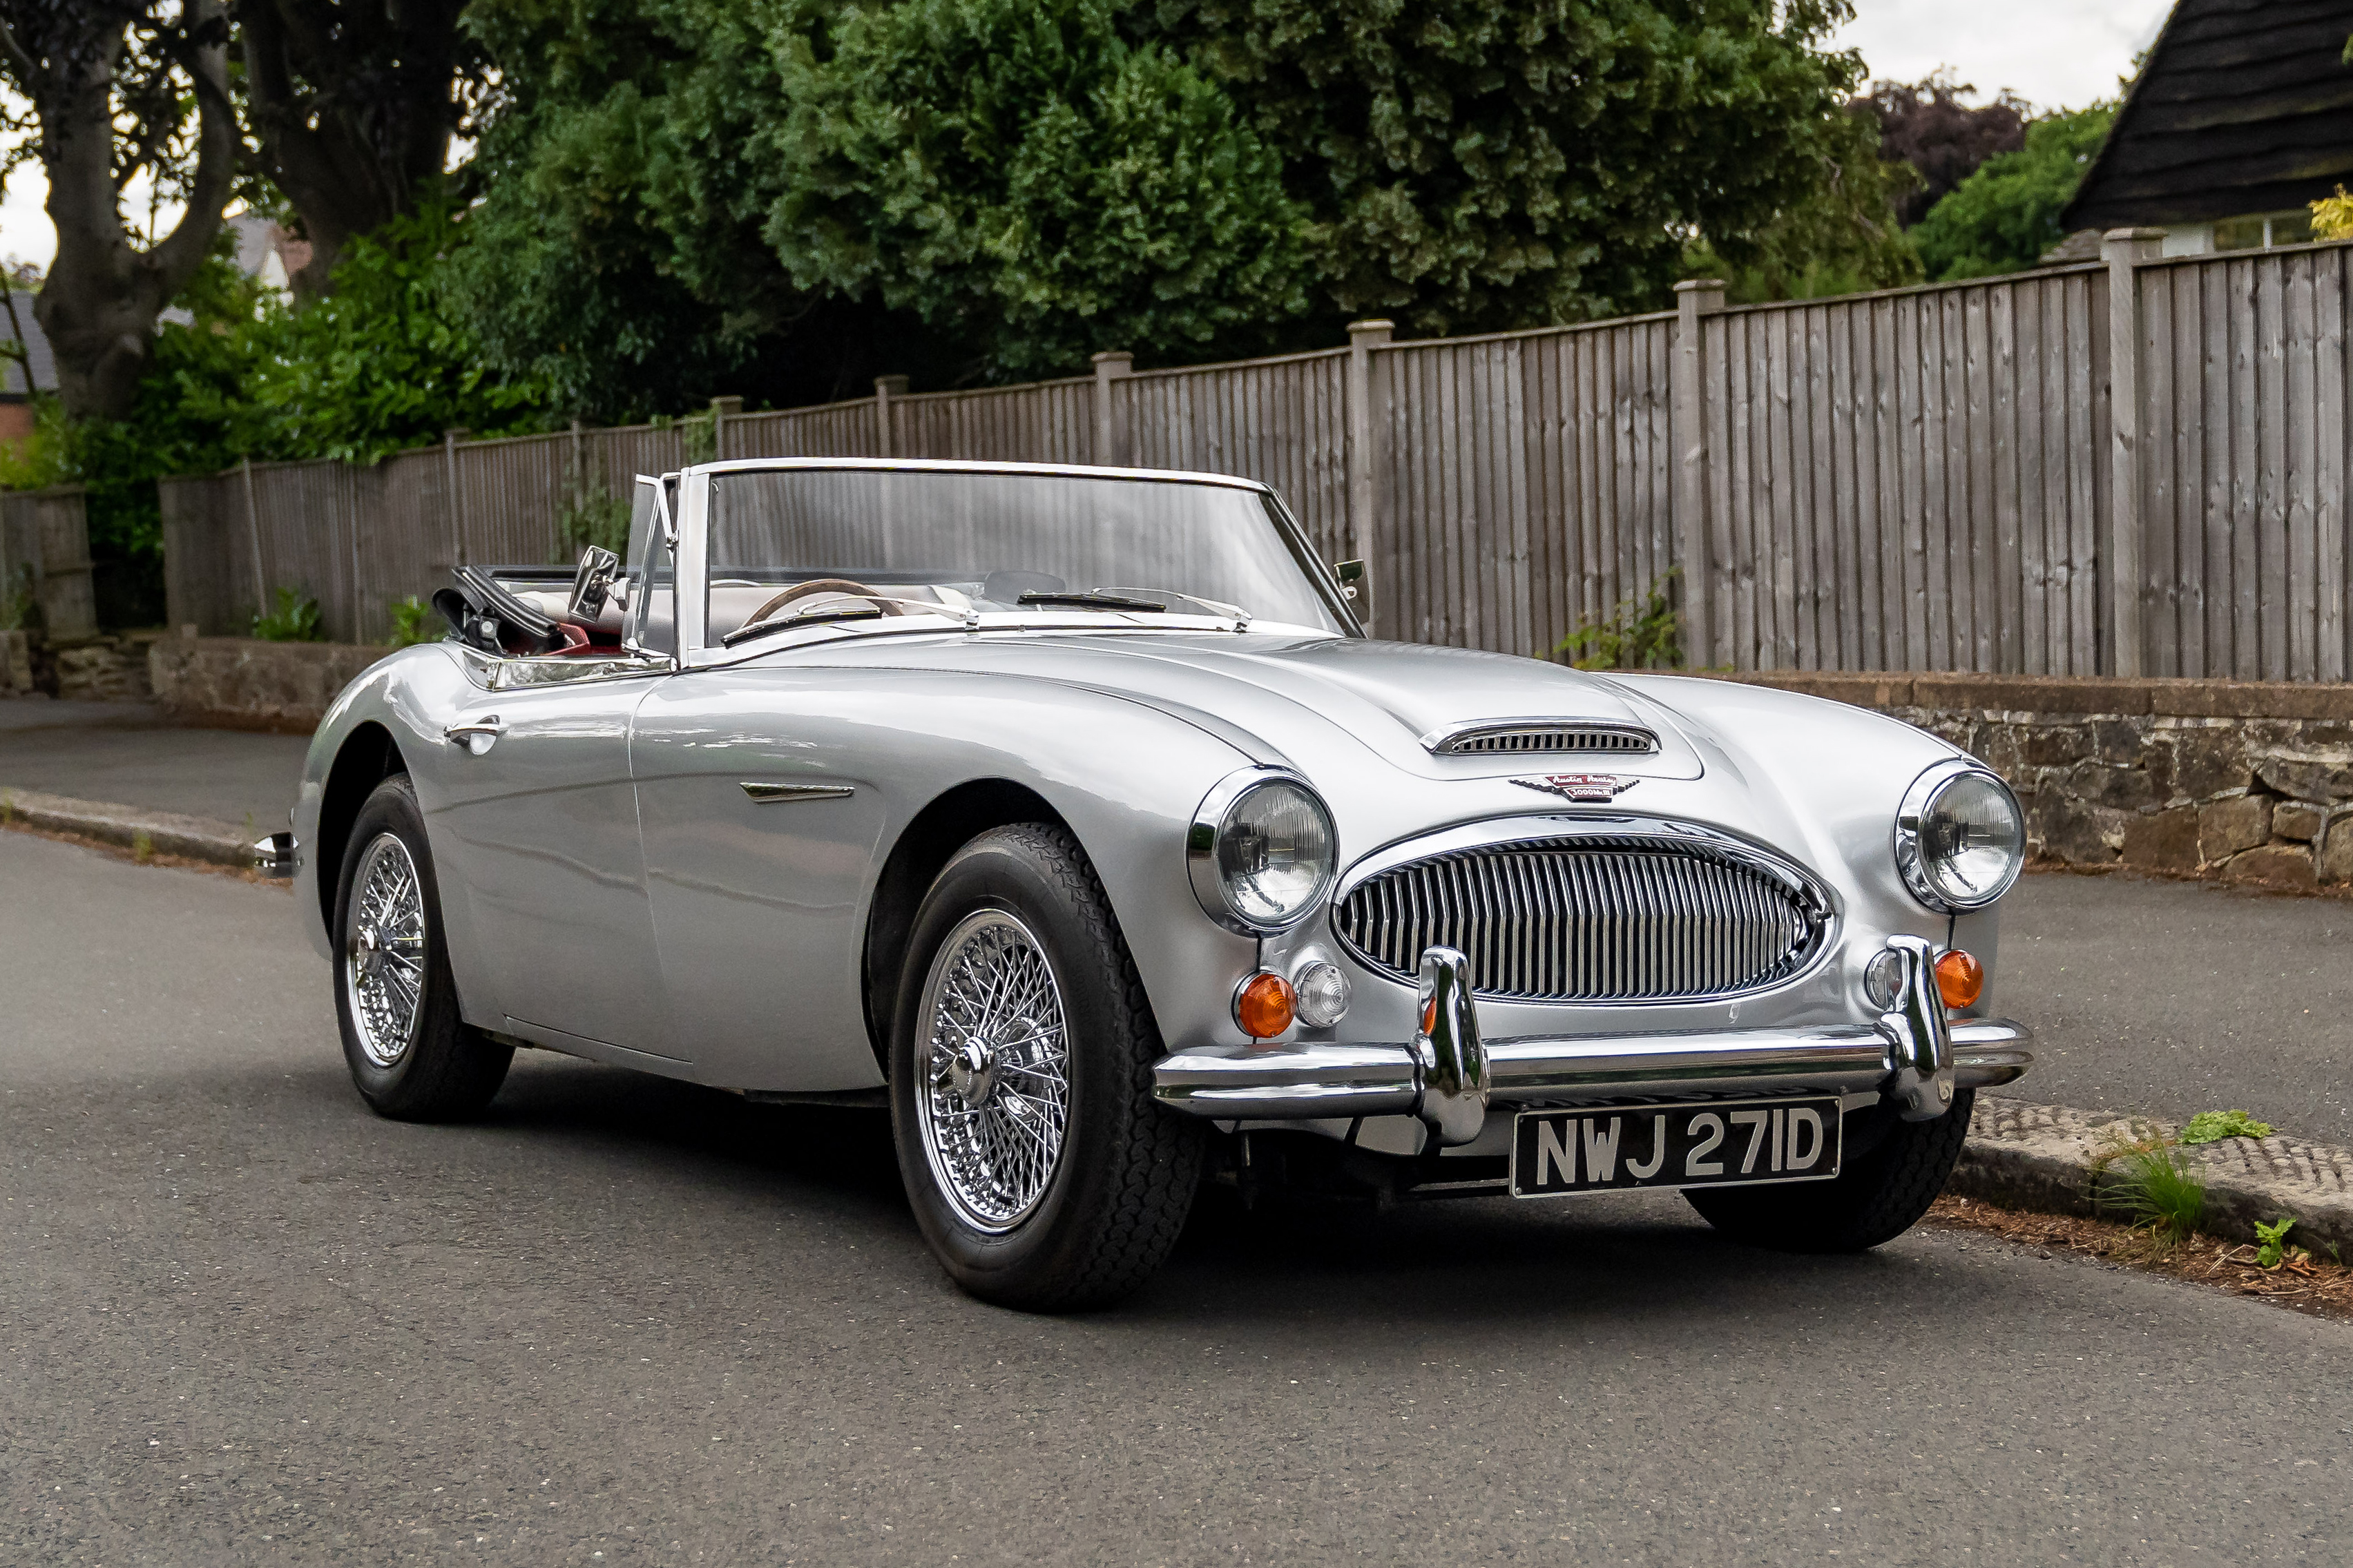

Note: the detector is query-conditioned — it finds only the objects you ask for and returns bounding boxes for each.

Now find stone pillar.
[1091,351,1134,467]
[2103,229,2165,679]
[1672,280,1726,670]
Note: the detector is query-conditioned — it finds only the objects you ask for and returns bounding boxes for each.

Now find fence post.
[873,376,907,458]
[1091,351,1133,467]
[2103,229,2164,678]
[240,457,269,623]
[711,395,743,461]
[442,430,470,570]
[1672,280,1726,669]
[1345,320,1393,629]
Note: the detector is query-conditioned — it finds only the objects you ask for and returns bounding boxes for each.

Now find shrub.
[253,587,325,643]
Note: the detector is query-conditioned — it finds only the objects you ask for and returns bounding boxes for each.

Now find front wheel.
[889,824,1202,1311]
[1684,1090,1975,1252]
[332,774,512,1121]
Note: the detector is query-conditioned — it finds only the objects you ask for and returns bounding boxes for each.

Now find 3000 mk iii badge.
[1510,1096,1844,1199]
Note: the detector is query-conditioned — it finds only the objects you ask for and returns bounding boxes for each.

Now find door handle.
[444,717,505,755]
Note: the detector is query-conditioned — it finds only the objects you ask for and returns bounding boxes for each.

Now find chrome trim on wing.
[739,782,856,804]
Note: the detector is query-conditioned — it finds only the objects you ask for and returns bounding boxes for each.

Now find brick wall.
[1707,672,2353,891]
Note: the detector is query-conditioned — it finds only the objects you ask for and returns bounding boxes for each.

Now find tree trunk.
[8,1,236,422]
[240,0,465,298]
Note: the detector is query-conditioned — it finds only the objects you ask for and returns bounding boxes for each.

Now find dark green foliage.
[1683,106,1922,304]
[768,0,1310,378]
[1911,105,2115,281]
[1553,571,1683,669]
[251,585,325,642]
[1131,0,1872,335]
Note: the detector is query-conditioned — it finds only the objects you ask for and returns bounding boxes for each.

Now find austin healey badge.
[1512,773,1640,803]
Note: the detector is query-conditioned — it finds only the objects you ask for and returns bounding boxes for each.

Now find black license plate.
[1510,1096,1844,1199]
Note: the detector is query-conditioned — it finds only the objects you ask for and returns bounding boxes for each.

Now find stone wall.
[1711,672,2353,891]
[148,635,395,731]
[0,629,160,701]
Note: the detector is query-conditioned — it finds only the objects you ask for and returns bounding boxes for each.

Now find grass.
[131,829,153,864]
[2094,1134,2208,1244]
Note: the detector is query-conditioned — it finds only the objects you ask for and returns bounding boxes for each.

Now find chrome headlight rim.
[1895,759,2024,913]
[1187,768,1338,935]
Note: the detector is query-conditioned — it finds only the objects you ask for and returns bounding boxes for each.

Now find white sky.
[0,1,2179,273]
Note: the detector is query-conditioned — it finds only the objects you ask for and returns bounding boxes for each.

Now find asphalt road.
[6,829,2352,1567]
[0,701,311,833]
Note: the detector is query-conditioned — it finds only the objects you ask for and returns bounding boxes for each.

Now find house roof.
[2062,0,2353,231]
[0,293,56,399]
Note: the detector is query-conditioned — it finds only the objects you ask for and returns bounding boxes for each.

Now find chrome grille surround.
[1422,719,1658,756]
[1330,816,1834,1005]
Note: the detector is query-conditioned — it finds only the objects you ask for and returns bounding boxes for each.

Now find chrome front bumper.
[1151,939,2031,1145]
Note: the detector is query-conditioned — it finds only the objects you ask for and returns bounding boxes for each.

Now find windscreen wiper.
[720,603,885,648]
[1017,591,1166,612]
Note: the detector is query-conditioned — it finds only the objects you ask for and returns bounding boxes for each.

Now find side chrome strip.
[740,782,855,804]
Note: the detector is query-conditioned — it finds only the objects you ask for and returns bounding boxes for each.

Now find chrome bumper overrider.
[1152,939,2032,1145]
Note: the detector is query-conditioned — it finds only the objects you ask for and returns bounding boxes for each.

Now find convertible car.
[285,458,2033,1309]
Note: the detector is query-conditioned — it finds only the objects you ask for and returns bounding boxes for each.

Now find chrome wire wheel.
[914,909,1074,1233]
[343,831,429,1069]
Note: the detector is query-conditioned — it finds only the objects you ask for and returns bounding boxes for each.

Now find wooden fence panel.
[1,484,96,639]
[894,380,1095,464]
[2135,246,2353,681]
[1120,351,1352,564]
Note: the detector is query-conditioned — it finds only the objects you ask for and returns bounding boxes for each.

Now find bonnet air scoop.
[1419,719,1660,757]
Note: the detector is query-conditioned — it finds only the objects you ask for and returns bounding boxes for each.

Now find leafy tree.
[766,0,1309,378]
[1129,0,1872,335]
[1853,72,2028,227]
[1910,104,2113,281]
[1684,103,1921,303]
[233,202,551,462]
[240,0,486,297]
[0,0,237,419]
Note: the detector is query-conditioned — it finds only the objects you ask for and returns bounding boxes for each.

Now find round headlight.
[1188,773,1337,933]
[1896,763,2024,911]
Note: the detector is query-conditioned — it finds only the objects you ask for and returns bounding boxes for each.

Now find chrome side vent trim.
[1332,826,1829,1004]
[1424,720,1658,756]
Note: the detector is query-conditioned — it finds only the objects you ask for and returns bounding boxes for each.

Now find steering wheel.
[743,577,901,629]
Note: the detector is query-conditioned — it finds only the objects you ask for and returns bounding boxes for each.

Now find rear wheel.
[1684,1091,1974,1252]
[890,824,1202,1310]
[332,775,512,1121]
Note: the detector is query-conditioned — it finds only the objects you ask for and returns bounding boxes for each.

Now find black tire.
[1684,1090,1975,1252]
[888,824,1202,1311]
[332,774,512,1121]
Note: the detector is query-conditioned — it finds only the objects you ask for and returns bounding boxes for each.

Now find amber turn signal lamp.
[1934,947,1984,1009]
[1235,971,1297,1039]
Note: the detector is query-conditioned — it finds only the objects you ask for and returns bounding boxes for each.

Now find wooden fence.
[0,483,96,641]
[157,231,2353,680]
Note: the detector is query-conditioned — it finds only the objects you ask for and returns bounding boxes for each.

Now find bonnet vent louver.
[1426,722,1658,756]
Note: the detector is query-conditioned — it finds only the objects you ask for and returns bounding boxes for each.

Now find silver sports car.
[287,458,2033,1309]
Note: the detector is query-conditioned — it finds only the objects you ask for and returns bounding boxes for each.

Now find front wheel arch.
[316,722,408,931]
[862,779,1072,1073]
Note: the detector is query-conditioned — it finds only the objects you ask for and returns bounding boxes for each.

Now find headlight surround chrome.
[1187,770,1338,934]
[1895,760,2025,912]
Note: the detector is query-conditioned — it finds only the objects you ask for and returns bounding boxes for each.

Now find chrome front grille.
[1431,723,1657,755]
[1332,836,1825,1003]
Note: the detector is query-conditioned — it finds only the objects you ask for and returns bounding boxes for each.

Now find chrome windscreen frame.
[1325,812,1841,1007]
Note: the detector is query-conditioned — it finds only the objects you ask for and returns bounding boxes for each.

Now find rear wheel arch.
[862,780,1075,1072]
[316,722,408,929]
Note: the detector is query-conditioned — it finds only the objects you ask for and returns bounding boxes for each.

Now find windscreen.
[704,468,1347,639]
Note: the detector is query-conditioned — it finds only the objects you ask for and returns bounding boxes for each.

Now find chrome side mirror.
[1335,559,1366,603]
[568,545,621,621]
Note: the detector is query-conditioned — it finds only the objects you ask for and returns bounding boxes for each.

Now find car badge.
[1512,772,1640,803]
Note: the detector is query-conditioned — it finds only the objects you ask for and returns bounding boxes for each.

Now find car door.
[431,668,678,1058]
[630,664,895,1092]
